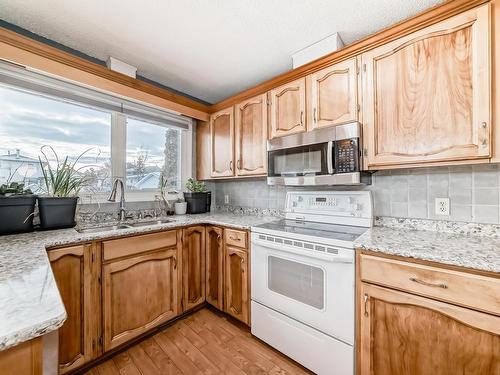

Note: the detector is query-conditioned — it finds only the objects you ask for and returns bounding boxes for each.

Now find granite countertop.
[354,226,500,274]
[0,212,279,351]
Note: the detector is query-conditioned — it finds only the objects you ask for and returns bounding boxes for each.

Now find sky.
[0,85,175,169]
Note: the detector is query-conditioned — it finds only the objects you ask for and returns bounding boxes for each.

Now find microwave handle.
[327,140,334,174]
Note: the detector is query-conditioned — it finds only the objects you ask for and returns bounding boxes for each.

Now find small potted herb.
[183,178,210,214]
[0,180,36,235]
[37,146,90,230]
[174,198,187,215]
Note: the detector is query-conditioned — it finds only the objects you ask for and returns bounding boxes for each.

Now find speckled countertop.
[0,212,279,351]
[354,226,500,274]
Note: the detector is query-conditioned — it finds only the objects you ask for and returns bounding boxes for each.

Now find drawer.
[103,230,177,261]
[360,254,500,316]
[225,228,247,249]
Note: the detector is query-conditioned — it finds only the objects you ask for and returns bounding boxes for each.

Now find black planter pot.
[38,196,78,230]
[0,195,36,235]
[183,192,209,214]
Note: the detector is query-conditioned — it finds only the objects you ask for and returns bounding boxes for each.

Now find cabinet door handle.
[173,256,177,269]
[217,234,221,242]
[237,159,241,170]
[229,160,233,171]
[409,277,447,289]
[313,108,317,123]
[240,257,244,265]
[363,293,369,317]
[300,110,304,125]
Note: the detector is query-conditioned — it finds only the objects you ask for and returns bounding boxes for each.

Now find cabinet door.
[309,58,358,130]
[225,246,249,325]
[359,283,500,375]
[182,226,206,311]
[210,107,234,177]
[205,226,224,309]
[235,93,268,176]
[48,244,99,374]
[196,120,211,180]
[269,78,306,138]
[362,5,490,168]
[102,248,178,351]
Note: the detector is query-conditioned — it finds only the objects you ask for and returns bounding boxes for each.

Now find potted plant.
[0,181,36,235]
[183,178,210,214]
[174,198,187,215]
[37,146,90,230]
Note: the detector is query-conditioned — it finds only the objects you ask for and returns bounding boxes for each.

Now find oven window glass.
[268,256,324,309]
[268,143,330,177]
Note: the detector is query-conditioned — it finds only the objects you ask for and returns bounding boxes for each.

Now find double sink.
[76,219,174,234]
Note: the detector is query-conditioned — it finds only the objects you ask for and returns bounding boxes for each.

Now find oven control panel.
[286,191,373,226]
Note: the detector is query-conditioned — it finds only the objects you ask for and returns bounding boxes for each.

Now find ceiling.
[0,0,443,104]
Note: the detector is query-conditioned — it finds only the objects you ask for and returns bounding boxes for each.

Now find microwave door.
[267,142,331,178]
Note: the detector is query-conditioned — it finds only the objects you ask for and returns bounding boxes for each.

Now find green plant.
[39,146,91,197]
[0,181,33,196]
[185,178,206,192]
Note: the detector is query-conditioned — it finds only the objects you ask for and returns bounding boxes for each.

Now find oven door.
[267,141,333,178]
[251,233,354,345]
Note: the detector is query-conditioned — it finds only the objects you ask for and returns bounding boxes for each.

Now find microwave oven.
[267,122,371,186]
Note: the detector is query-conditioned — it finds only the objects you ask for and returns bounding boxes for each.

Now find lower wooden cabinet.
[0,337,42,375]
[102,245,179,351]
[182,226,206,311]
[359,283,500,375]
[206,226,224,310]
[224,246,249,325]
[48,244,100,374]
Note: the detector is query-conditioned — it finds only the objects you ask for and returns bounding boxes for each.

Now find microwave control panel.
[335,138,359,173]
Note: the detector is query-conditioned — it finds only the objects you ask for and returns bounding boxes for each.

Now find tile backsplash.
[213,164,500,224]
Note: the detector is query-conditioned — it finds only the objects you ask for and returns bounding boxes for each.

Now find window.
[126,117,181,192]
[0,79,192,202]
[0,85,112,194]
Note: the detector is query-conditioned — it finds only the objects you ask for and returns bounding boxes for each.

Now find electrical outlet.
[224,194,229,204]
[435,198,450,216]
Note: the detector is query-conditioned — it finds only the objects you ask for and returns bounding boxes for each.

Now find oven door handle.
[327,140,334,174]
[252,238,353,264]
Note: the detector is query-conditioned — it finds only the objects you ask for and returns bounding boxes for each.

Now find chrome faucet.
[108,179,127,221]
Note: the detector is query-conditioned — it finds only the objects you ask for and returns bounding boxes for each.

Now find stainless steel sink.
[130,219,174,227]
[76,224,132,234]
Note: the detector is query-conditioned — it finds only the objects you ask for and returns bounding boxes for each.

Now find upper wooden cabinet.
[362,5,491,168]
[235,93,268,176]
[182,226,206,311]
[48,244,99,374]
[308,58,359,130]
[210,107,235,177]
[269,78,306,138]
[196,120,211,180]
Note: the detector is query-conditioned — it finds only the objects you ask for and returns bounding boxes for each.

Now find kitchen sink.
[76,224,132,234]
[130,219,174,227]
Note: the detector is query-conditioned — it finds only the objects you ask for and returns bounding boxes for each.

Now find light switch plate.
[224,194,229,204]
[435,198,450,216]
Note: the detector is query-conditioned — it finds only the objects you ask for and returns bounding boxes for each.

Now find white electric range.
[251,191,373,375]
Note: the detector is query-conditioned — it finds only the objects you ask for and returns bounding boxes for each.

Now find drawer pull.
[363,293,369,317]
[409,277,447,289]
[229,236,241,241]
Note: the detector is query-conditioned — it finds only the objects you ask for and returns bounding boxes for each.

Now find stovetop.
[253,219,368,244]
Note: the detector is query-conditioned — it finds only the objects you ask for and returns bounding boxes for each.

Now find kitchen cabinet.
[205,225,224,309]
[210,107,235,177]
[48,244,100,373]
[225,246,249,325]
[196,120,211,180]
[308,58,358,130]
[0,337,42,375]
[357,253,500,375]
[182,226,206,311]
[102,232,179,351]
[269,78,306,139]
[234,93,268,176]
[362,5,491,168]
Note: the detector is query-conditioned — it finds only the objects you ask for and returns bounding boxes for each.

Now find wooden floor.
[84,308,313,375]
